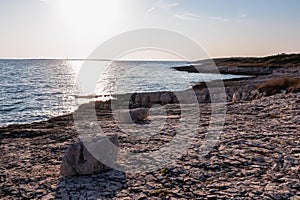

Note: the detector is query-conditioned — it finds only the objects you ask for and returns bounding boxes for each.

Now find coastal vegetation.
[214,53,300,67]
[257,76,300,96]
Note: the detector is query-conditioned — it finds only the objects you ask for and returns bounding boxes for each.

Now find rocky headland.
[1,54,300,199]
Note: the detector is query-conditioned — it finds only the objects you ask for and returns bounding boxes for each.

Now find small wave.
[10,96,26,100]
[13,101,24,105]
[0,106,17,112]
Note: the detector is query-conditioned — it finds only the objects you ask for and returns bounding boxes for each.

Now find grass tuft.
[160,168,170,175]
[148,189,168,197]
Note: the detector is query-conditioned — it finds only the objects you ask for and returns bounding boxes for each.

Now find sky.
[0,0,300,59]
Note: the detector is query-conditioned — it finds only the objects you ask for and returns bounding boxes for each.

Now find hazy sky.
[0,0,300,59]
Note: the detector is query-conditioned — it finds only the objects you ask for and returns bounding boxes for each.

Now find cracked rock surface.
[1,91,299,199]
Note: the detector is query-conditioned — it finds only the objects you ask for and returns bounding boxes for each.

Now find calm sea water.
[0,60,244,126]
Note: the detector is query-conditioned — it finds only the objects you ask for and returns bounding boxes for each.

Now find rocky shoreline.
[1,63,300,199]
[173,65,274,76]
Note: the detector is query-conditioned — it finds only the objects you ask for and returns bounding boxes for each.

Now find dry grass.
[257,77,300,95]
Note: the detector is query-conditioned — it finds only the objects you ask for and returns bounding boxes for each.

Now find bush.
[289,78,300,92]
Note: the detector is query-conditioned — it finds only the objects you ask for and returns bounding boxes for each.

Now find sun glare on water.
[58,0,120,30]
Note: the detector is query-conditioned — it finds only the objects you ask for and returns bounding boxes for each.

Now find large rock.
[130,108,149,122]
[134,93,150,105]
[148,92,161,103]
[95,100,111,110]
[115,108,150,124]
[60,135,119,177]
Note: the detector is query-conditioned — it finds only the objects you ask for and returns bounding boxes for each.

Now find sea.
[0,59,245,126]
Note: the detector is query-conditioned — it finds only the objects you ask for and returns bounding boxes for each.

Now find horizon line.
[0,52,299,61]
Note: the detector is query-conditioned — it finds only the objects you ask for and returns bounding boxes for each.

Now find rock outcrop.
[132,92,179,107]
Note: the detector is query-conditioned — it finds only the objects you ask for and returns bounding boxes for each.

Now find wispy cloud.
[239,13,248,18]
[39,0,49,3]
[147,6,156,13]
[147,0,179,13]
[234,12,255,24]
[174,12,201,21]
[209,16,229,22]
[174,12,229,22]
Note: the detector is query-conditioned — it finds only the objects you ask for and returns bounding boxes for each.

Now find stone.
[115,108,149,124]
[115,110,132,124]
[60,135,119,177]
[95,100,111,110]
[130,108,149,122]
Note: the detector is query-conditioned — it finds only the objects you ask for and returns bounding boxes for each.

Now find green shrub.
[160,168,170,175]
[148,189,168,197]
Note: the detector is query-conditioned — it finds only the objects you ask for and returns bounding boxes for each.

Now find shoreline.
[3,53,299,129]
[1,59,300,199]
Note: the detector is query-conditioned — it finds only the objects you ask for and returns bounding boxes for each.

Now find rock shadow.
[55,170,126,199]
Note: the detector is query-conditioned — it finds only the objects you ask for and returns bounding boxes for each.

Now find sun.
[58,0,120,30]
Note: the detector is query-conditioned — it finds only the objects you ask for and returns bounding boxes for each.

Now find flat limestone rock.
[60,135,119,177]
